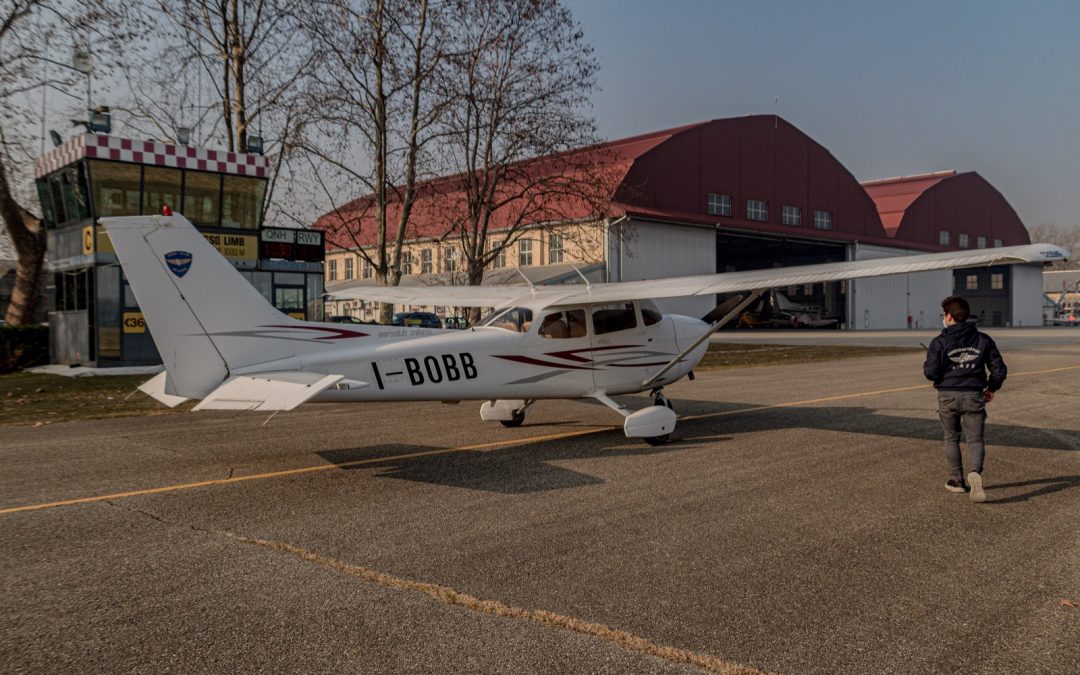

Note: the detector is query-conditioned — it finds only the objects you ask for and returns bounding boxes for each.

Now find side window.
[539,309,586,339]
[639,301,663,326]
[592,303,637,335]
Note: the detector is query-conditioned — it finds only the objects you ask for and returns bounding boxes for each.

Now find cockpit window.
[592,302,638,335]
[538,309,587,339]
[479,306,533,332]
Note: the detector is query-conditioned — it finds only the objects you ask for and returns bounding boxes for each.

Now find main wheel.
[644,395,674,445]
[500,409,526,428]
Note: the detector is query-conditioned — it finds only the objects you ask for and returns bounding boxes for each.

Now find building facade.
[315,116,1044,329]
[37,134,325,365]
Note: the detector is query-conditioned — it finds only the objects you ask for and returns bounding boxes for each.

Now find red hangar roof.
[315,115,1027,253]
[862,171,1029,248]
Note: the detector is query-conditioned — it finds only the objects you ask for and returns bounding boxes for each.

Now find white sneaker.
[967,471,986,503]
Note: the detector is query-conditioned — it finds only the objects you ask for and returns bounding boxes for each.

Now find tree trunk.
[4,235,45,324]
[0,154,45,325]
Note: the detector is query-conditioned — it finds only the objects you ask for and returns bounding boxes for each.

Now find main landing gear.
[480,399,533,427]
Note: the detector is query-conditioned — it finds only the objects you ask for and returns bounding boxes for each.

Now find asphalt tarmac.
[2,340,1079,673]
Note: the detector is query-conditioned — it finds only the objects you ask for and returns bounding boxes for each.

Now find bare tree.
[436,0,607,315]
[1,0,131,324]
[1029,223,1080,270]
[301,0,447,322]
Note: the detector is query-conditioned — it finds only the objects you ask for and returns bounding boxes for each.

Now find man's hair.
[942,296,970,322]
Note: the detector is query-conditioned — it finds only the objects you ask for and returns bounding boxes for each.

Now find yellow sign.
[85,225,115,255]
[287,312,306,320]
[203,233,257,260]
[122,312,146,334]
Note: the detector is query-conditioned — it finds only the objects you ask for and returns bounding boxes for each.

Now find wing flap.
[192,371,344,412]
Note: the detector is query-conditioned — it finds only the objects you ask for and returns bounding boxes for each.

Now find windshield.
[479,307,533,332]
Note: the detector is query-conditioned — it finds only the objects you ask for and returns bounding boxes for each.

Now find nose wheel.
[645,390,674,445]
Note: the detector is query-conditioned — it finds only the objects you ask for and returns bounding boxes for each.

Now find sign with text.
[122,312,146,333]
[204,232,257,260]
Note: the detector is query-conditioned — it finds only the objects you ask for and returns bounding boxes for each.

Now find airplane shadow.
[315,397,1078,496]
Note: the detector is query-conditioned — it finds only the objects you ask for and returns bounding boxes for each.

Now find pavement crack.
[214,530,766,675]
[103,500,212,536]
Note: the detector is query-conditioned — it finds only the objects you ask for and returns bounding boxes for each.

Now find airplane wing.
[326,243,1069,308]
[329,284,539,309]
[137,372,189,408]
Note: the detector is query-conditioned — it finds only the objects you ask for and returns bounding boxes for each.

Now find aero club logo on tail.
[165,251,192,278]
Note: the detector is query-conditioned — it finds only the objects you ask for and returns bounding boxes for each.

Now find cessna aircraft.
[102,212,1068,445]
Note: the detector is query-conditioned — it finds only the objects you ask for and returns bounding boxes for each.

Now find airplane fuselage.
[229,308,710,403]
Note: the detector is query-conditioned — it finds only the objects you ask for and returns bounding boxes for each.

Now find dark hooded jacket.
[923,320,1007,391]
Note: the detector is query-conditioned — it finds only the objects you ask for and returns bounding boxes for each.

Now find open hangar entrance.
[715,228,848,328]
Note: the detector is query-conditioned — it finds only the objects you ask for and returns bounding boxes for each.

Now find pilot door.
[587,302,653,393]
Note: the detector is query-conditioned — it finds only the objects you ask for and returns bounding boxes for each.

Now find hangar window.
[344,257,354,279]
[813,210,832,230]
[746,199,768,222]
[491,240,506,268]
[993,239,1003,248]
[782,205,802,226]
[707,193,732,216]
[977,236,987,249]
[548,234,564,263]
[991,273,1005,290]
[421,249,433,274]
[965,274,978,290]
[938,230,951,246]
[328,259,337,281]
[518,238,533,266]
[958,233,970,248]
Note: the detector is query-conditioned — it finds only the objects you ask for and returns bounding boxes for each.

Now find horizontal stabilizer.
[192,372,344,412]
[137,372,189,408]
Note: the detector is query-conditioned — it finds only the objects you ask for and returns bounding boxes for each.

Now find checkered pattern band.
[35,134,269,178]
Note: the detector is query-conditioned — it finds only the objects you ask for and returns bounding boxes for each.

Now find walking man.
[923,296,1007,503]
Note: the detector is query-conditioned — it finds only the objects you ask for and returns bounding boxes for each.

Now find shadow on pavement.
[983,475,1080,504]
[315,396,1077,495]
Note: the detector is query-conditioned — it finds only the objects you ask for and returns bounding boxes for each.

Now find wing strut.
[641,289,765,389]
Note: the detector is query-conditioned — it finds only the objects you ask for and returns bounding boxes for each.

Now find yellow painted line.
[3,363,1078,517]
[0,427,610,516]
[221,530,763,675]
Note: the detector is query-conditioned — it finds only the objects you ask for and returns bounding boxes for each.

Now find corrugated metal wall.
[614,219,716,318]
[849,244,951,329]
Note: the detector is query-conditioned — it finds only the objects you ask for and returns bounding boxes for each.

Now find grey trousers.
[937,390,986,477]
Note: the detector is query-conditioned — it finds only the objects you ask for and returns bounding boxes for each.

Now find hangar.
[318,115,1043,329]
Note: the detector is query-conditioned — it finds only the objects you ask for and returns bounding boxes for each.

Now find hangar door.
[715,231,847,326]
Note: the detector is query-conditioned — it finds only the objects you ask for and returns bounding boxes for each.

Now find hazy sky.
[565,0,1079,229]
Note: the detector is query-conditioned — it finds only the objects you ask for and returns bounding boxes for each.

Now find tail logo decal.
[165,251,193,278]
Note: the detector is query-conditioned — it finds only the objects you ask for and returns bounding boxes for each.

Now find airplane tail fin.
[101,213,317,398]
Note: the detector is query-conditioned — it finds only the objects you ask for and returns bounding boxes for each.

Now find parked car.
[443,316,469,329]
[328,315,367,324]
[390,312,442,329]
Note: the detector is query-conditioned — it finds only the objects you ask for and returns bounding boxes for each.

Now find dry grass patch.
[0,372,192,427]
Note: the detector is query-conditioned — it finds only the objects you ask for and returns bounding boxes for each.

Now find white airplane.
[101,213,1068,445]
